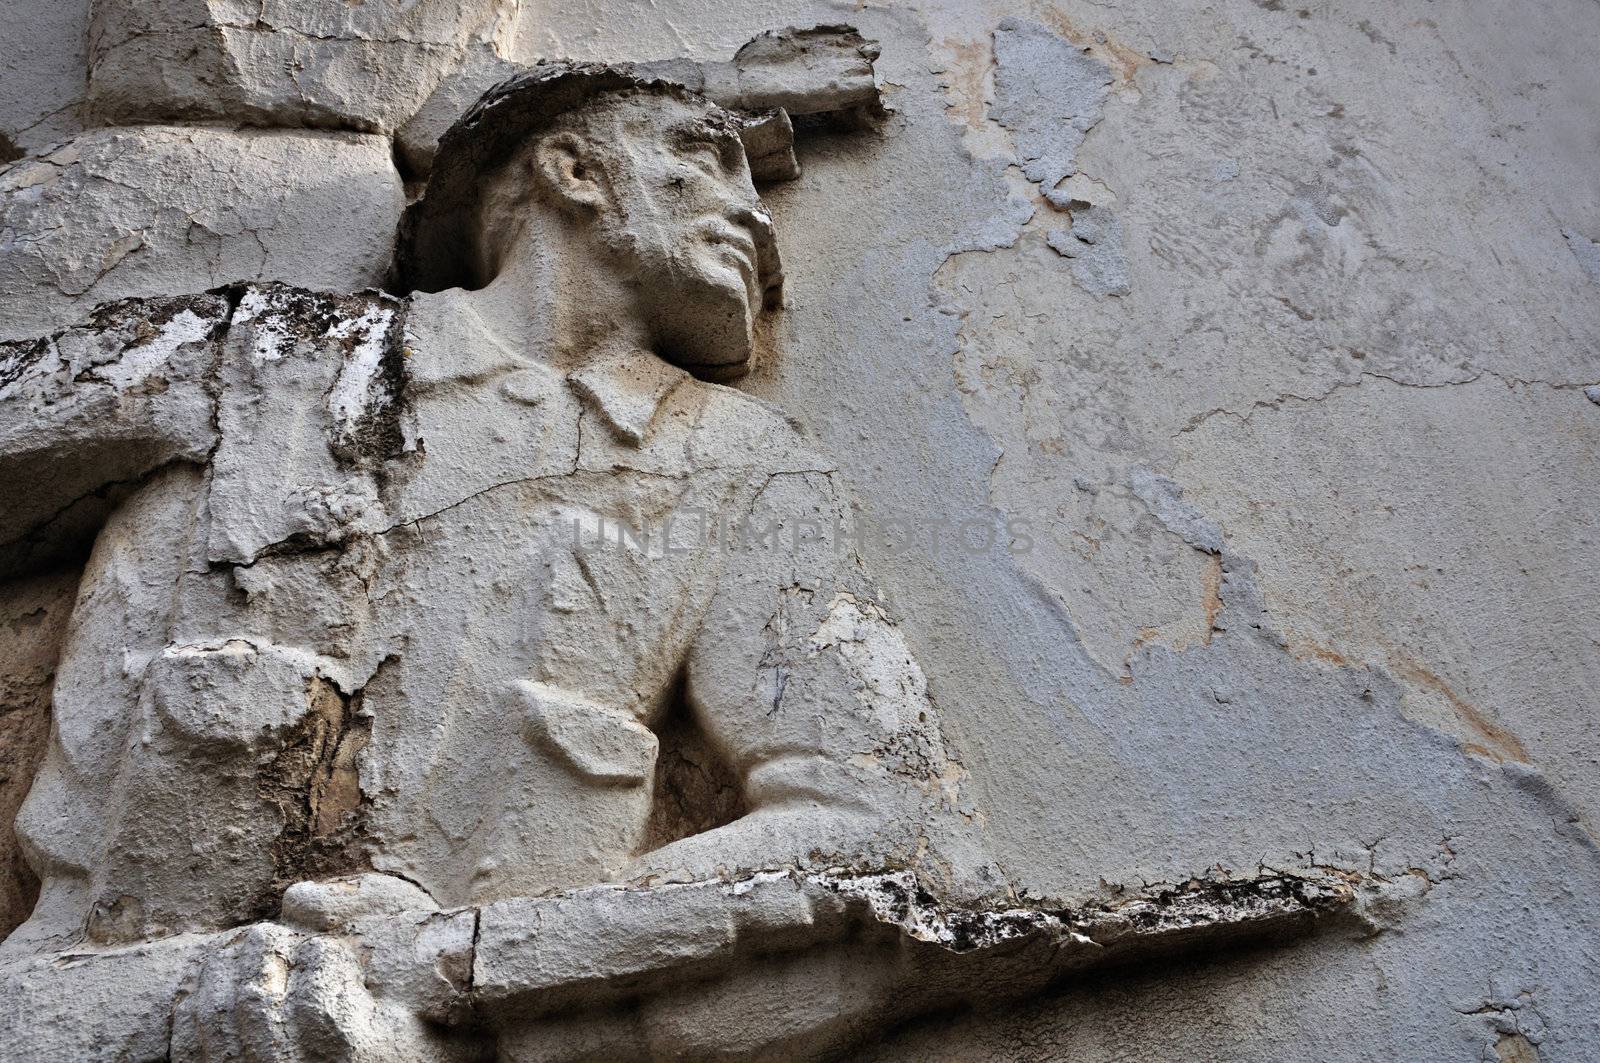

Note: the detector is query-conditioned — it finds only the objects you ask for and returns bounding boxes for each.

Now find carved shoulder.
[0,283,410,573]
[0,293,228,575]
[685,380,835,477]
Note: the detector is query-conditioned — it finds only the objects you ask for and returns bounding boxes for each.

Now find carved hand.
[172,875,480,1063]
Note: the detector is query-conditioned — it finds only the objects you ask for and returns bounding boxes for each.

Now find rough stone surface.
[0,127,403,342]
[0,931,213,1060]
[1046,204,1131,297]
[1565,227,1600,286]
[0,0,1598,1059]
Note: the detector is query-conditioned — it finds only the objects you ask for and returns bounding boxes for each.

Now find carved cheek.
[659,165,697,200]
[671,165,725,207]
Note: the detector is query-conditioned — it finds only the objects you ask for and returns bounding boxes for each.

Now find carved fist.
[172,875,480,1063]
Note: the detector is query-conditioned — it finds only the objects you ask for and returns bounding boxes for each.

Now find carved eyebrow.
[667,123,744,164]
[667,126,720,149]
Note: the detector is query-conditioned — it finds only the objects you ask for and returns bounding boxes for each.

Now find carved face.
[539,94,777,373]
[623,100,774,373]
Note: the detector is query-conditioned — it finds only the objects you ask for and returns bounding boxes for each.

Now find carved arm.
[631,467,952,883]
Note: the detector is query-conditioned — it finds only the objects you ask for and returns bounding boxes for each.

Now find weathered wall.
[1,0,1596,1059]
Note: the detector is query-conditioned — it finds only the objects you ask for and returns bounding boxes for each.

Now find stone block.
[0,931,214,1060]
[0,127,403,342]
[85,0,520,133]
[0,292,225,569]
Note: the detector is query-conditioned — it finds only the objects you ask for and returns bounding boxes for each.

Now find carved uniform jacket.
[0,285,953,949]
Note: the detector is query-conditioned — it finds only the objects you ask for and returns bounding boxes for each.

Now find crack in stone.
[1178,367,1595,436]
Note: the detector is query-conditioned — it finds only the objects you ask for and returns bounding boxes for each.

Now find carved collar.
[567,350,690,446]
[404,292,691,447]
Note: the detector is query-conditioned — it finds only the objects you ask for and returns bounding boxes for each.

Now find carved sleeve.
[639,465,954,879]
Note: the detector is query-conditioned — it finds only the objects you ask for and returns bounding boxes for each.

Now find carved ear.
[531,132,610,214]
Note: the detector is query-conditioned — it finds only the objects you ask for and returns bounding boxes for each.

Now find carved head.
[402,66,783,376]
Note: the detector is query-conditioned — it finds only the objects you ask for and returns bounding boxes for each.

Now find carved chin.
[674,305,755,376]
[653,266,757,373]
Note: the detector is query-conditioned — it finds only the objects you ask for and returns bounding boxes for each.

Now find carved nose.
[728,204,772,245]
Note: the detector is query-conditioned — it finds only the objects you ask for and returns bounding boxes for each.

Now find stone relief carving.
[0,30,1354,1062]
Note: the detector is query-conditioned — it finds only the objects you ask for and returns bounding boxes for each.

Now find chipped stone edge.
[817,866,1353,953]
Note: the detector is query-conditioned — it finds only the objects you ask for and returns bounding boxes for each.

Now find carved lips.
[701,217,761,298]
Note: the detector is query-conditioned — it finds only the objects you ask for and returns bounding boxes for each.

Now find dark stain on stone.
[257,668,377,917]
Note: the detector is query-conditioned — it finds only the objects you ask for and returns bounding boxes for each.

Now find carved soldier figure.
[0,64,985,1058]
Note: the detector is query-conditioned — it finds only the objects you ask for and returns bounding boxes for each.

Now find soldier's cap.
[399,61,783,303]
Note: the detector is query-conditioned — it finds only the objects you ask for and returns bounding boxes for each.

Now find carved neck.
[464,209,653,372]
